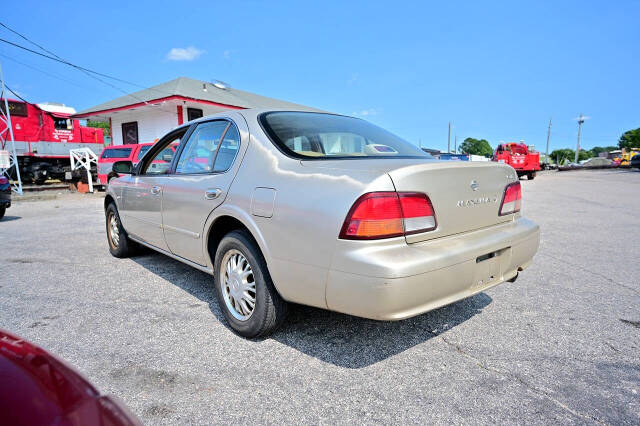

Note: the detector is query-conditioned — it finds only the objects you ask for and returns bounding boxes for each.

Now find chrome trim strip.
[163,223,200,239]
[128,235,213,275]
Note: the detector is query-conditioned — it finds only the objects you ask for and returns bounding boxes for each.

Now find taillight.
[399,192,437,235]
[0,176,8,185]
[339,192,437,240]
[499,181,522,216]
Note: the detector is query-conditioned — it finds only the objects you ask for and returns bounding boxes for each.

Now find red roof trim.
[73,95,244,118]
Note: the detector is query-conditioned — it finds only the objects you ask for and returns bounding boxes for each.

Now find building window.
[187,107,203,122]
[122,121,138,145]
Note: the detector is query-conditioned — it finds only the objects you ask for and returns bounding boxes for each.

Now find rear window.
[259,112,430,160]
[137,145,152,160]
[101,148,132,159]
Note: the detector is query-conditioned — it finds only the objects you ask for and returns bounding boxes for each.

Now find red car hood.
[0,329,141,426]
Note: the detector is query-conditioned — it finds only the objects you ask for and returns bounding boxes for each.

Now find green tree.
[459,138,493,156]
[86,120,110,136]
[550,148,574,164]
[618,128,640,150]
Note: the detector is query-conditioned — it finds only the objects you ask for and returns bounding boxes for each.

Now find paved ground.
[1,170,639,425]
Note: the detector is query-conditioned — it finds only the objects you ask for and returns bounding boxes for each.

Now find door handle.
[205,188,222,200]
[151,186,161,195]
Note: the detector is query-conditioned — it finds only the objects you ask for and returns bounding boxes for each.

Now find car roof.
[104,143,153,150]
[177,108,359,132]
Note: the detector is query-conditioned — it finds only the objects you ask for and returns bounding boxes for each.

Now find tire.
[213,230,288,338]
[105,203,135,258]
[528,172,536,180]
[0,206,5,220]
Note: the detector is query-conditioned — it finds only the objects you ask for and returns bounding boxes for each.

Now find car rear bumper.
[0,190,11,208]
[326,217,540,320]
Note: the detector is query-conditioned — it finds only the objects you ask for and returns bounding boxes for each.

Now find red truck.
[0,98,104,184]
[492,142,540,180]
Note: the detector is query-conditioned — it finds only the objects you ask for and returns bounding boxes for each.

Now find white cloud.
[352,108,379,117]
[166,46,205,61]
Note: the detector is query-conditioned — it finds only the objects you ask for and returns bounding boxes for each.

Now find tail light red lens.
[399,193,437,235]
[499,181,522,216]
[0,176,8,185]
[339,192,437,240]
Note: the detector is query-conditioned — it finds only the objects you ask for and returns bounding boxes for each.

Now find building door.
[122,121,138,144]
[161,119,243,265]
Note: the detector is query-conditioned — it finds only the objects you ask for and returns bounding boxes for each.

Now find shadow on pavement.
[132,252,492,369]
[0,216,21,222]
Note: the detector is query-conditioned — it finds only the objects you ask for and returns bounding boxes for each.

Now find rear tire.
[213,230,288,338]
[105,203,135,258]
[0,206,5,220]
[528,172,536,180]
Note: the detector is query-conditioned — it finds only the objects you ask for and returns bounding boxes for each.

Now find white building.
[74,77,318,146]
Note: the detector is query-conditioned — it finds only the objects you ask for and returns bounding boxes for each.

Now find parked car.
[0,329,141,426]
[0,175,11,220]
[105,110,540,337]
[98,142,179,185]
[630,153,640,169]
[97,143,152,185]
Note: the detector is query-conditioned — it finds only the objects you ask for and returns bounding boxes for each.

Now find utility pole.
[545,117,552,165]
[447,121,451,153]
[575,113,585,163]
[0,61,23,195]
[454,135,457,154]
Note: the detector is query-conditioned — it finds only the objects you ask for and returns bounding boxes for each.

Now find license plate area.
[472,248,509,289]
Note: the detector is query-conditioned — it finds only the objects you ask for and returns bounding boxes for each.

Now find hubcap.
[220,250,256,321]
[108,213,120,248]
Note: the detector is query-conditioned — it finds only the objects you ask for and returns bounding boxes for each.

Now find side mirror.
[112,160,134,174]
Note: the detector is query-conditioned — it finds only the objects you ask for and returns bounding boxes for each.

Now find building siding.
[110,101,232,145]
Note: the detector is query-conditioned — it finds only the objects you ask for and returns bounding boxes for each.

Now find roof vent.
[211,80,230,90]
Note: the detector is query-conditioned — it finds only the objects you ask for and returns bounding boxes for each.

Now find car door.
[119,129,186,250]
[161,118,245,265]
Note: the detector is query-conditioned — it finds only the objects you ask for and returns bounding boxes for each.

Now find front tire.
[105,203,135,258]
[0,206,5,220]
[213,230,288,338]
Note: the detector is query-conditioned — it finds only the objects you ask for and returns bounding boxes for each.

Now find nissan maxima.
[105,109,539,337]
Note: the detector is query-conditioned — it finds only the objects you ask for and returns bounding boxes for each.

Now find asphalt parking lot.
[1,169,638,424]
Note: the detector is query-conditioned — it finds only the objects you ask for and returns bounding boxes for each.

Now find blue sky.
[2,0,639,152]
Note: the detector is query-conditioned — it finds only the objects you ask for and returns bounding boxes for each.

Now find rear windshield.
[259,112,430,160]
[137,145,152,160]
[101,148,132,159]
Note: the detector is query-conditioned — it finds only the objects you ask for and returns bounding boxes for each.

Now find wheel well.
[104,194,115,210]
[207,216,254,263]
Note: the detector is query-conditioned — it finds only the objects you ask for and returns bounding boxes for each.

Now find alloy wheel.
[220,249,256,321]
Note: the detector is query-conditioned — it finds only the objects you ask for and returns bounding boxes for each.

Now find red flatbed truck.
[492,142,540,180]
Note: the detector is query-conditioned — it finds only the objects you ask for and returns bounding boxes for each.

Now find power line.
[0,23,220,121]
[0,38,179,117]
[0,24,178,98]
[4,83,29,104]
[0,25,177,113]
[0,51,100,92]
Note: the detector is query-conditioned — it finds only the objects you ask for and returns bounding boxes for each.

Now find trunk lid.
[386,161,517,243]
